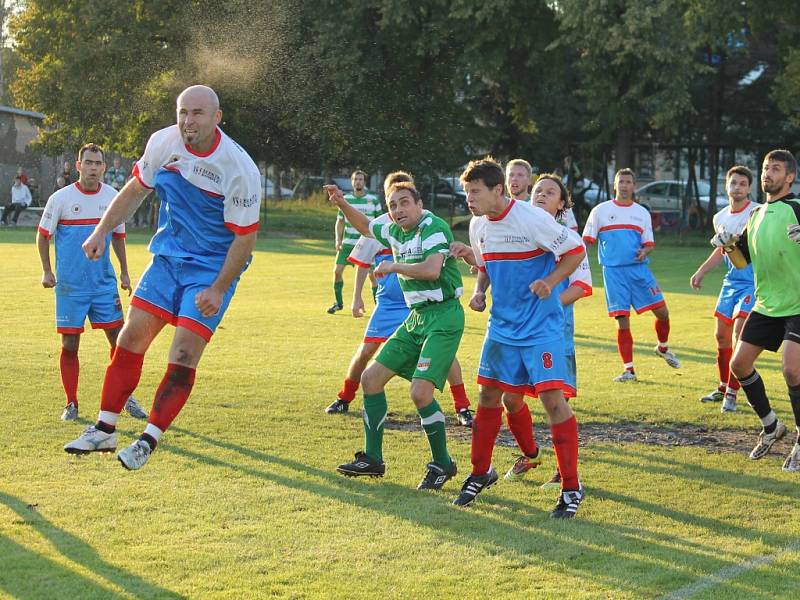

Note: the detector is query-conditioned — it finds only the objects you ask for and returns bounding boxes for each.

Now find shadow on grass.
[161,425,792,597]
[0,492,184,599]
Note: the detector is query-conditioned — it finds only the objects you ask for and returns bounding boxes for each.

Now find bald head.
[177,85,220,111]
[177,85,222,152]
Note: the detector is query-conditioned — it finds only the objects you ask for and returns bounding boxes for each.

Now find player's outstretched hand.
[323,184,344,206]
[787,224,800,244]
[468,291,486,312]
[195,288,223,317]
[119,273,133,296]
[41,271,56,288]
[352,297,365,318]
[82,230,107,261]
[530,279,551,299]
[449,242,475,265]
[710,230,739,252]
[689,271,703,290]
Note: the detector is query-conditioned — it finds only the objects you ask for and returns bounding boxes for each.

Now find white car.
[261,175,294,200]
[636,180,728,213]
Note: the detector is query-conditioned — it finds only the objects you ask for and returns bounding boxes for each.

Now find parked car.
[261,174,293,199]
[636,180,728,213]
[418,176,468,215]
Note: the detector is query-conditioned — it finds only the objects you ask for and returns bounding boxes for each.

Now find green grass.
[1,224,799,599]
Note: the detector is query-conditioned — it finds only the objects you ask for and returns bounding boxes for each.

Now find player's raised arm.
[324,185,372,237]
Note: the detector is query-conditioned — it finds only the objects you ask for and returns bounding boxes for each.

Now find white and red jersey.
[38,182,124,296]
[712,200,758,284]
[470,199,583,346]
[582,200,654,266]
[563,207,579,232]
[132,125,261,265]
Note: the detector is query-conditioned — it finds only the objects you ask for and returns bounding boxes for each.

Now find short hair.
[13,175,21,182]
[383,170,414,193]
[78,143,105,162]
[534,173,574,218]
[764,149,797,179]
[386,181,421,203]
[351,169,367,182]
[459,156,505,189]
[615,168,636,182]
[726,165,753,186]
[506,159,532,177]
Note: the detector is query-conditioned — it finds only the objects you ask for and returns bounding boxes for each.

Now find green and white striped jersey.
[338,193,381,246]
[370,210,463,309]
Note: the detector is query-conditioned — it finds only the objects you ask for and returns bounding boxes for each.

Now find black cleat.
[336,451,385,477]
[452,467,498,506]
[550,485,585,519]
[456,408,473,428]
[417,459,458,490]
[325,399,350,414]
[326,303,344,314]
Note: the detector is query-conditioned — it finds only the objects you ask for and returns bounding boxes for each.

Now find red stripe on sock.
[471,405,503,475]
[551,415,579,490]
[148,363,196,433]
[655,319,670,344]
[617,328,634,366]
[100,347,144,414]
[505,403,538,457]
[450,383,470,411]
[717,347,732,388]
[60,348,79,406]
[337,378,359,402]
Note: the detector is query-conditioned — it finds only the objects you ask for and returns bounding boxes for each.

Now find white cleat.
[61,402,78,421]
[117,440,153,471]
[783,443,800,472]
[749,421,787,460]
[613,371,637,383]
[124,396,148,420]
[654,346,681,369]
[721,395,737,413]
[64,426,117,454]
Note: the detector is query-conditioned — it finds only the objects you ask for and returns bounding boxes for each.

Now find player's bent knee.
[782,366,800,387]
[409,379,434,408]
[61,334,80,352]
[539,390,571,419]
[501,393,525,413]
[478,386,503,408]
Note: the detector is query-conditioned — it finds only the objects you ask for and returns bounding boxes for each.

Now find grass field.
[1,218,799,599]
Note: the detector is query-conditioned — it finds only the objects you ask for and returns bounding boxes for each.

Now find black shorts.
[740,311,800,352]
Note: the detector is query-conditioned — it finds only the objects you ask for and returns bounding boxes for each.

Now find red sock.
[717,347,732,389]
[148,363,196,432]
[109,346,115,360]
[100,347,144,414]
[337,378,359,403]
[726,370,741,392]
[505,403,538,457]
[617,328,634,370]
[655,319,670,350]
[471,405,503,475]
[59,348,79,407]
[450,383,470,411]
[551,415,579,490]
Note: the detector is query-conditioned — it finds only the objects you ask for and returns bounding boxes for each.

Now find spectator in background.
[61,161,75,186]
[54,176,67,194]
[17,166,29,186]
[27,178,40,207]
[105,158,128,191]
[2,175,33,226]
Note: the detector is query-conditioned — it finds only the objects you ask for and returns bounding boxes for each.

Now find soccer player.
[506,159,533,202]
[64,85,261,470]
[328,170,381,314]
[449,158,586,518]
[326,181,463,490]
[582,168,680,381]
[690,166,757,412]
[725,149,800,472]
[36,143,147,422]
[326,172,474,427]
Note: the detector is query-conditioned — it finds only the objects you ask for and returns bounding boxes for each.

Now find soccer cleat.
[613,371,637,383]
[748,421,787,460]
[326,303,344,314]
[117,439,153,470]
[124,396,148,420]
[452,467,499,506]
[540,470,562,490]
[64,425,117,454]
[61,402,78,421]
[417,460,458,490]
[782,443,800,472]
[504,452,543,481]
[456,408,474,428]
[700,389,724,403]
[721,395,738,413]
[551,485,585,519]
[654,346,681,369]
[336,451,386,477]
[325,399,350,414]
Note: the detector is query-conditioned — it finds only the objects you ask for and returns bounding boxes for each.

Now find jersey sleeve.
[582,206,598,243]
[469,218,486,271]
[421,219,453,259]
[641,209,655,246]
[112,221,126,239]
[223,167,262,235]
[369,218,390,247]
[132,128,172,189]
[336,208,345,221]
[528,209,583,257]
[736,228,751,264]
[564,208,579,231]
[567,241,593,297]
[348,235,383,268]
[37,194,61,239]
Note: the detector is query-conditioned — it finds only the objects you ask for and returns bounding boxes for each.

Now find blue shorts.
[364,302,409,343]
[477,337,568,397]
[55,291,123,334]
[131,255,239,342]
[715,280,755,324]
[564,353,576,398]
[603,263,665,317]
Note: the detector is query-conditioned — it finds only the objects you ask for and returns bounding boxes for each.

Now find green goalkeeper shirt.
[370,210,463,309]
[737,193,800,317]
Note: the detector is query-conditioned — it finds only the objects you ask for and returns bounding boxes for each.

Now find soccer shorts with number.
[55,291,123,334]
[714,279,755,324]
[131,254,240,342]
[477,337,568,397]
[603,263,665,317]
